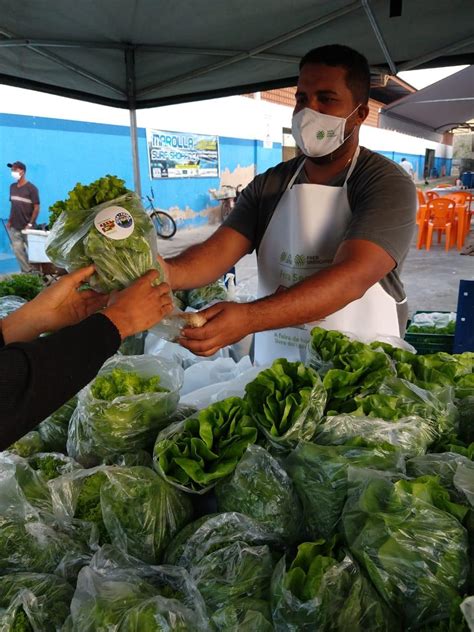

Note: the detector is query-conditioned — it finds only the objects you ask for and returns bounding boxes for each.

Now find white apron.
[254,148,402,365]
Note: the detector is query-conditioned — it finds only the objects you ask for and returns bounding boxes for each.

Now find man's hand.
[2,266,108,343]
[178,301,252,356]
[104,270,173,339]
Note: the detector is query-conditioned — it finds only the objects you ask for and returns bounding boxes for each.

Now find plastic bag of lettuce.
[68,355,182,466]
[46,175,163,292]
[65,545,209,631]
[0,572,73,631]
[49,465,192,563]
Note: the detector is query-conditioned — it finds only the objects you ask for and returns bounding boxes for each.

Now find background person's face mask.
[292,105,360,157]
[11,171,21,181]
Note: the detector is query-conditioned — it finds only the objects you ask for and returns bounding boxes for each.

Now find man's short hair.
[299,44,370,105]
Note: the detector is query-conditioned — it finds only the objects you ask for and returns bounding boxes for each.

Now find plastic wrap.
[186,280,228,310]
[28,452,82,482]
[46,192,163,292]
[215,445,303,544]
[67,545,209,631]
[211,598,273,631]
[181,356,252,396]
[67,355,182,466]
[244,358,327,448]
[0,572,73,631]
[154,397,258,494]
[0,453,52,517]
[315,414,436,457]
[285,442,404,540]
[100,466,193,563]
[0,295,26,318]
[7,430,44,458]
[164,512,277,612]
[50,465,193,563]
[454,462,474,507]
[36,397,78,453]
[271,546,398,632]
[342,468,469,629]
[406,452,472,500]
[118,332,146,356]
[461,596,474,631]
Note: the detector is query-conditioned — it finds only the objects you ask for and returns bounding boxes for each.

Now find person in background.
[400,157,416,181]
[6,160,40,273]
[0,266,173,443]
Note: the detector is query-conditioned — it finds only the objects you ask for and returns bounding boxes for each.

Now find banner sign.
[147,129,219,179]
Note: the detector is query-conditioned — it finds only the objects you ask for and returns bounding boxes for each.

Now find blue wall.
[376,149,452,180]
[0,112,453,262]
[0,113,282,257]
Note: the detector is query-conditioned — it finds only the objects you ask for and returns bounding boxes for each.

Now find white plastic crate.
[23,229,51,263]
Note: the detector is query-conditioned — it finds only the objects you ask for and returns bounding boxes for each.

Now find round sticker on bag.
[94,206,134,240]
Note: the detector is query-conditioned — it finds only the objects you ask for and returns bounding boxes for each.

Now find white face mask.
[291,105,360,157]
[11,171,21,181]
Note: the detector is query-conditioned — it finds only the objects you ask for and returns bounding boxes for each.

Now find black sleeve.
[0,313,121,449]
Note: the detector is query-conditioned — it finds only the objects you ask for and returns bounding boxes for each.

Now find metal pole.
[125,48,142,197]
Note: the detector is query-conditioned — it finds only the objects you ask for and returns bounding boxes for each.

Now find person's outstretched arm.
[0,268,173,446]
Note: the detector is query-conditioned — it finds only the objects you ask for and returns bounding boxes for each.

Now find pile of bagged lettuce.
[2,327,474,631]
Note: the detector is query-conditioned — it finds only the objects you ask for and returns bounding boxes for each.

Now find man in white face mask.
[159,45,417,362]
[6,160,40,273]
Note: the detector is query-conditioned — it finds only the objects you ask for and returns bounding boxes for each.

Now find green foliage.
[8,431,44,458]
[75,471,109,543]
[100,467,192,563]
[285,442,403,540]
[0,274,44,301]
[165,513,276,612]
[342,470,469,629]
[36,397,77,453]
[0,572,74,631]
[245,358,326,445]
[272,543,399,631]
[91,369,167,401]
[46,176,163,293]
[154,397,258,492]
[216,444,303,544]
[407,321,456,334]
[48,175,128,229]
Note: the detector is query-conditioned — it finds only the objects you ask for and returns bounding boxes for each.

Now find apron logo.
[279,251,287,262]
[327,129,336,138]
[294,254,306,267]
[316,130,325,140]
[285,253,293,265]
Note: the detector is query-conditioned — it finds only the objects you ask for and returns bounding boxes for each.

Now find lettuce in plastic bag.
[271,540,399,631]
[0,572,73,631]
[216,444,303,544]
[245,358,326,447]
[46,181,163,293]
[154,397,257,493]
[67,355,182,467]
[342,469,469,629]
[285,442,404,539]
[67,545,209,631]
[165,512,278,612]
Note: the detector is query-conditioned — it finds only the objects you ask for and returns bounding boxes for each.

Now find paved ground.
[159,223,474,317]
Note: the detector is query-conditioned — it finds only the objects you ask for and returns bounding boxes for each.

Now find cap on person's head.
[7,161,26,171]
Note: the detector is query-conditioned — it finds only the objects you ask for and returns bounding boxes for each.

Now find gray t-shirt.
[9,181,40,230]
[224,146,416,302]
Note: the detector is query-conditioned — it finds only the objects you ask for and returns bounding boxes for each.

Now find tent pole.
[125,48,142,197]
[129,107,142,197]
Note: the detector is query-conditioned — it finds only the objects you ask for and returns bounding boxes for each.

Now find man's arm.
[29,203,40,225]
[179,239,395,356]
[165,226,252,290]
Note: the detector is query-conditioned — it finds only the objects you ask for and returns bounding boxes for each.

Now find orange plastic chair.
[416,205,429,249]
[445,193,473,247]
[426,198,456,251]
[416,188,427,205]
[426,191,440,202]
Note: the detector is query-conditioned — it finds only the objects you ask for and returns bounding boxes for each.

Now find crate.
[404,310,455,355]
[23,229,51,263]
